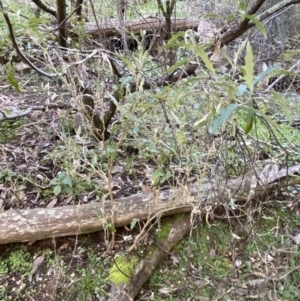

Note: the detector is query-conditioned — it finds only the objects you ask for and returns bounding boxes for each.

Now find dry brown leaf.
[47,198,58,208]
[29,255,45,282]
[58,242,69,251]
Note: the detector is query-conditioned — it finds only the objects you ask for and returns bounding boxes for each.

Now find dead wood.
[85,17,199,38]
[1,163,300,245]
[106,214,191,301]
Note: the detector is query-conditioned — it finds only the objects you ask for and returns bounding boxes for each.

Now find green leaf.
[245,14,267,38]
[193,45,215,75]
[244,101,255,133]
[167,31,185,45]
[210,103,238,134]
[152,169,164,186]
[6,64,21,93]
[53,185,62,196]
[130,218,139,230]
[220,49,233,67]
[239,2,247,11]
[252,65,279,86]
[50,178,58,185]
[266,69,294,78]
[233,39,247,66]
[57,171,66,180]
[160,172,172,184]
[240,42,254,91]
[62,176,72,187]
[28,17,49,26]
[166,59,190,74]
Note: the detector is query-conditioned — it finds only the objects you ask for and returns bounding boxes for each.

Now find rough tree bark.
[1,163,299,244]
[56,0,68,48]
[74,0,84,21]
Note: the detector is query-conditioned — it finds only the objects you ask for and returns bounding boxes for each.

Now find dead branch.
[31,0,57,18]
[220,0,300,46]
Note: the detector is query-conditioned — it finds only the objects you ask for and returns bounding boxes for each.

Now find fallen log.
[85,17,200,38]
[1,163,300,244]
[103,164,300,300]
[106,214,191,301]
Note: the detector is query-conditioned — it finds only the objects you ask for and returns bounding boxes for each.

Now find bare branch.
[31,0,57,18]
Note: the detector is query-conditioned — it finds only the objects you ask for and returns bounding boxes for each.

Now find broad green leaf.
[62,176,72,187]
[210,103,238,134]
[105,223,116,232]
[245,14,267,38]
[53,185,62,196]
[240,42,254,91]
[240,106,280,133]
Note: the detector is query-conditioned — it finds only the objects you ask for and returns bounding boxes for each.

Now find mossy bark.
[106,214,191,301]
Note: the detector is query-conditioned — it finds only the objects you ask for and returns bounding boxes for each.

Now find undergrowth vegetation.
[1,0,300,300]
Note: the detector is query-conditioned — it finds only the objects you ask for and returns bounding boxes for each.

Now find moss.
[107,255,138,285]
[154,214,188,243]
[154,221,171,242]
